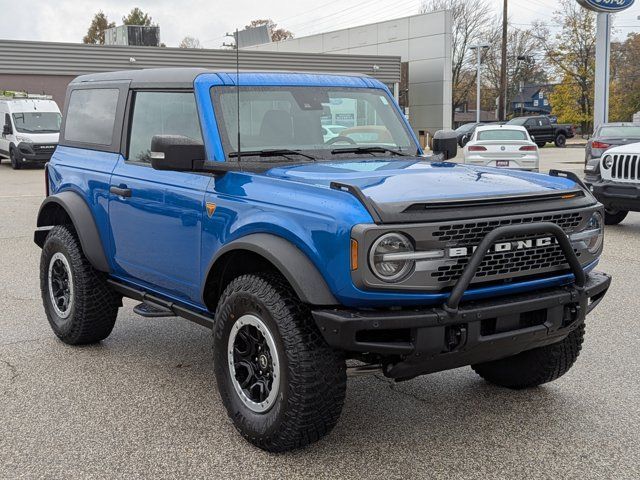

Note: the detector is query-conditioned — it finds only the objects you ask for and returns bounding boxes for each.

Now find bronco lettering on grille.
[449,237,554,258]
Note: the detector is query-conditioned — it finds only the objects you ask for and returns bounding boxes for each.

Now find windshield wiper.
[330,146,409,156]
[228,149,316,161]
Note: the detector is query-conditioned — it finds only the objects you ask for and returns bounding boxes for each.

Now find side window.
[128,91,202,163]
[64,89,119,145]
[525,119,536,127]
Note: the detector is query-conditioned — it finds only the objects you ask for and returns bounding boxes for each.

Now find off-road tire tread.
[472,324,585,389]
[213,273,346,452]
[604,210,628,225]
[40,225,119,345]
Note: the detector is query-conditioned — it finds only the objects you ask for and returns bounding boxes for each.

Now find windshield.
[455,123,476,133]
[506,117,527,126]
[477,129,528,141]
[598,126,640,138]
[12,112,61,133]
[211,86,417,159]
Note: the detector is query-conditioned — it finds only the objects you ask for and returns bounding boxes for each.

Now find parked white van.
[0,96,61,169]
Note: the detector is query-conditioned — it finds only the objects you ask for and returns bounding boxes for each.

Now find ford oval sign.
[577,0,635,13]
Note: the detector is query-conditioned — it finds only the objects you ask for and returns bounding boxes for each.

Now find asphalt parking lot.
[1,148,639,479]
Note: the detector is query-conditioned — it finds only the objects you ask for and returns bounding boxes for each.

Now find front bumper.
[591,179,640,211]
[16,142,56,163]
[313,271,610,379]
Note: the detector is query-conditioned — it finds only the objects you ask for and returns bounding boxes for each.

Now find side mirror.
[2,124,12,135]
[433,129,458,160]
[150,135,205,171]
[531,135,536,142]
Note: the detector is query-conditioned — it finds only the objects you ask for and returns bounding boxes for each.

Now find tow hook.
[445,325,467,352]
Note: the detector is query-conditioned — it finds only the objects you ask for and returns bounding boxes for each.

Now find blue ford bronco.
[35,68,610,452]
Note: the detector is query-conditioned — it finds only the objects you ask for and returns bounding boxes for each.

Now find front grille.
[432,212,582,244]
[32,144,56,154]
[429,211,584,287]
[431,242,581,284]
[609,154,640,181]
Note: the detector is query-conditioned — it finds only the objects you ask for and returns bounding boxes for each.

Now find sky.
[0,0,638,48]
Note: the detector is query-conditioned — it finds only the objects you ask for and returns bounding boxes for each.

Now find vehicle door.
[538,116,554,141]
[0,112,13,156]
[108,90,211,303]
[524,118,540,142]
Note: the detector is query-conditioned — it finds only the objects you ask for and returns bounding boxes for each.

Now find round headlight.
[369,233,414,282]
[585,211,604,254]
[602,155,613,170]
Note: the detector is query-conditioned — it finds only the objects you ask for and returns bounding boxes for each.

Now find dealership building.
[0,11,451,138]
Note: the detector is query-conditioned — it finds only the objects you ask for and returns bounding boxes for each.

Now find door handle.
[110,185,132,198]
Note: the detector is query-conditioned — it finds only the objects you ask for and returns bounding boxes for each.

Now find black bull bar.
[443,221,586,314]
[312,222,610,377]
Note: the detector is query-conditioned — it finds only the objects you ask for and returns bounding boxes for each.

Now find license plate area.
[496,160,510,167]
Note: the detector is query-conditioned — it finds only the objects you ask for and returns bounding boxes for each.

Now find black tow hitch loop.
[443,222,587,316]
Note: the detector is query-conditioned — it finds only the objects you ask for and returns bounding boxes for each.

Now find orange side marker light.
[351,239,359,271]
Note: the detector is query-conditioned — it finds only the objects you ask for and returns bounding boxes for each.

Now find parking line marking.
[0,194,44,199]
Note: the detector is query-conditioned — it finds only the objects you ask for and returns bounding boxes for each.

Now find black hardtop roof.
[71,68,370,89]
[71,68,210,86]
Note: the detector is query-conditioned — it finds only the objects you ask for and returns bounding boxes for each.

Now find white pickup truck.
[0,95,61,169]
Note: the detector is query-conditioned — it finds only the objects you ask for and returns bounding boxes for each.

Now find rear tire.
[10,148,21,170]
[40,225,119,345]
[213,273,346,452]
[604,208,628,225]
[472,324,585,389]
[555,134,567,148]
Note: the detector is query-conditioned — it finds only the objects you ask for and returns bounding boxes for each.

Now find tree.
[610,33,640,122]
[122,7,154,26]
[534,0,596,132]
[83,11,115,45]
[245,19,294,42]
[549,76,589,126]
[420,0,493,117]
[484,27,549,116]
[179,36,202,49]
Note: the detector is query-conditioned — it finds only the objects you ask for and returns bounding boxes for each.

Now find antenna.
[224,30,241,163]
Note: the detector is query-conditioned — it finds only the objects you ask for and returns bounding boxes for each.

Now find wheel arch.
[34,191,110,272]
[202,233,338,309]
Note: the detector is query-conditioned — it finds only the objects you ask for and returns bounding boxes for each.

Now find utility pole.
[471,44,491,124]
[498,0,508,121]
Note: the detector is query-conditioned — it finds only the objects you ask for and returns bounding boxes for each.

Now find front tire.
[536,142,546,148]
[10,148,21,170]
[40,225,119,345]
[604,208,628,225]
[213,273,346,452]
[472,324,585,389]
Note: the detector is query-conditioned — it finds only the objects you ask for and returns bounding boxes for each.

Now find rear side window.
[64,89,119,145]
[128,91,202,163]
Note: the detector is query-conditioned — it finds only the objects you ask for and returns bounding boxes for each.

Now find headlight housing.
[369,232,414,282]
[16,135,33,143]
[585,211,604,254]
[570,211,604,255]
[602,155,613,170]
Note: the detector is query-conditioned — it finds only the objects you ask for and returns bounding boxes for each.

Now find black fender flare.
[34,191,110,272]
[204,233,338,306]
